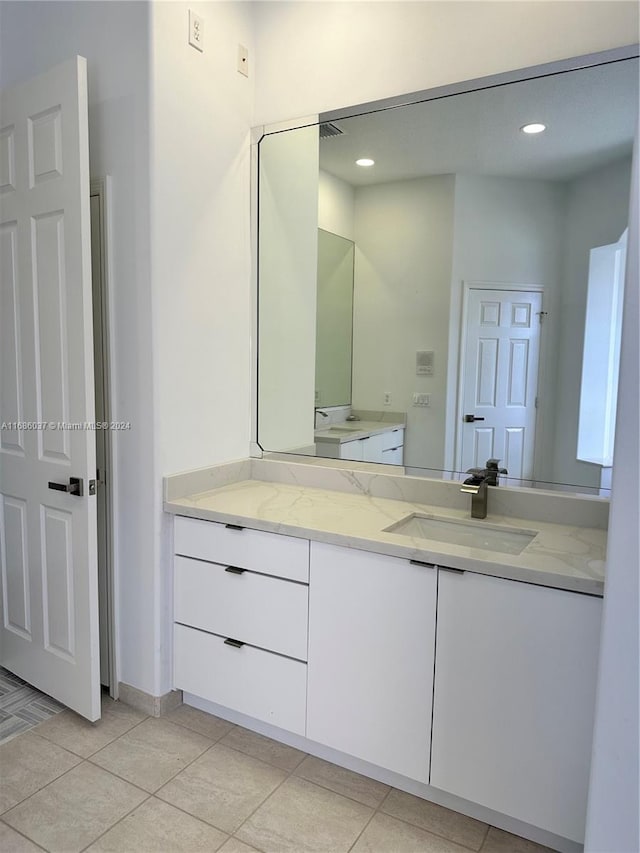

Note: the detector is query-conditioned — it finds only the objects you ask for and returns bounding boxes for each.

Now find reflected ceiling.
[319,59,638,185]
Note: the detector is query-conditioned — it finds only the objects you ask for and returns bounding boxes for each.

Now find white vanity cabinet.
[306,542,436,783]
[430,570,602,844]
[172,517,310,734]
[339,428,404,464]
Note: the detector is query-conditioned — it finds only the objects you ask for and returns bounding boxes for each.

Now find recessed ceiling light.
[520,123,547,135]
[356,158,375,167]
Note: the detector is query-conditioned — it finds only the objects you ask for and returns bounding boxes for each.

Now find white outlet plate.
[238,44,249,77]
[383,391,392,406]
[189,10,204,52]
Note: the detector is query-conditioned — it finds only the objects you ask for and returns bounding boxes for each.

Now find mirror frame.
[249,43,639,496]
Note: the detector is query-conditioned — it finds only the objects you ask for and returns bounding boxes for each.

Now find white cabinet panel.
[339,438,364,461]
[431,570,601,843]
[174,516,309,583]
[174,623,307,735]
[307,542,436,783]
[174,555,308,661]
[381,428,404,451]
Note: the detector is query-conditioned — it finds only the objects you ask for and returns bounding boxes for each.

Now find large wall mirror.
[256,48,638,493]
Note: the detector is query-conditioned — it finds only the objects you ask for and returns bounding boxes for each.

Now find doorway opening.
[90,177,117,699]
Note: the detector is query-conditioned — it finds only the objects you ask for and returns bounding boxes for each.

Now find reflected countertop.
[314,419,405,444]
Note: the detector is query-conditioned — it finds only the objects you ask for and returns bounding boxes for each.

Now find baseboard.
[118,683,183,718]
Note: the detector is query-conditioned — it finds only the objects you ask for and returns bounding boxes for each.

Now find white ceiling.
[318,58,639,186]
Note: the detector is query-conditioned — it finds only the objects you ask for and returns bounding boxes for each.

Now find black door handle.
[225,566,246,575]
[224,638,245,649]
[463,415,486,423]
[48,477,83,497]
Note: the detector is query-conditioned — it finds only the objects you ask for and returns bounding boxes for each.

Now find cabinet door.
[381,446,403,465]
[307,542,437,783]
[431,571,601,843]
[340,439,364,461]
[362,432,385,462]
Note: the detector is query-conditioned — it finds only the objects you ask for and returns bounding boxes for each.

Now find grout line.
[478,822,491,850]
[0,817,49,851]
[346,806,378,852]
[77,792,154,853]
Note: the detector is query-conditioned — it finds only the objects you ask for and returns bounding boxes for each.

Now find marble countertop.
[314,420,405,444]
[165,476,606,595]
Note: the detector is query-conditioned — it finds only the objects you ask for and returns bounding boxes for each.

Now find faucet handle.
[486,458,508,474]
[466,466,486,476]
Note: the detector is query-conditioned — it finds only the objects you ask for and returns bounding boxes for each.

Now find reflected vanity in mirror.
[256,47,638,494]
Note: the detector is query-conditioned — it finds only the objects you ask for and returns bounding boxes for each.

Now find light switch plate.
[189,10,204,52]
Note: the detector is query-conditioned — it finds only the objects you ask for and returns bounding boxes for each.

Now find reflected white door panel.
[460,287,542,482]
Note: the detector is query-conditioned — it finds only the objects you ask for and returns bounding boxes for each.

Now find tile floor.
[0,668,64,744]
[0,697,559,853]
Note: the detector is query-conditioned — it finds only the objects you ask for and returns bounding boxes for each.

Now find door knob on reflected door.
[463,415,485,423]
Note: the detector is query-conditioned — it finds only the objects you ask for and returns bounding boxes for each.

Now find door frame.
[90,176,119,699]
[453,281,546,483]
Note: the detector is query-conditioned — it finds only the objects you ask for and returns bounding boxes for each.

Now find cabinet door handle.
[410,559,437,569]
[358,436,369,441]
[224,637,245,648]
[439,566,466,575]
[225,566,246,575]
[225,523,244,531]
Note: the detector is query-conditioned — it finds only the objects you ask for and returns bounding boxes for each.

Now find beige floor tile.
[294,755,390,808]
[34,700,146,758]
[352,812,474,853]
[90,717,212,792]
[481,827,558,853]
[86,796,228,852]
[381,789,489,850]
[219,838,261,853]
[2,762,147,853]
[220,726,306,772]
[236,775,373,853]
[0,732,81,814]
[157,743,287,834]
[0,820,45,852]
[166,704,235,741]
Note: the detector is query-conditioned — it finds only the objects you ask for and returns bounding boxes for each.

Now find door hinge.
[535,396,539,409]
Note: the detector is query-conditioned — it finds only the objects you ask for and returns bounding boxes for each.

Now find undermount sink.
[384,514,537,555]
[324,426,360,434]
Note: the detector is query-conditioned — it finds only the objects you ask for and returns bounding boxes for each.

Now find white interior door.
[0,57,101,720]
[459,287,542,482]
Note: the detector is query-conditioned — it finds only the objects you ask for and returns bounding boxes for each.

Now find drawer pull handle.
[410,559,437,569]
[224,637,245,648]
[225,523,244,531]
[225,566,246,575]
[439,566,466,575]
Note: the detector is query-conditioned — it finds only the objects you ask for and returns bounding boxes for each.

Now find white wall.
[252,1,639,125]
[584,134,639,853]
[257,126,319,451]
[448,175,567,481]
[552,157,632,489]
[150,0,255,691]
[0,1,158,695]
[352,176,456,470]
[318,170,355,241]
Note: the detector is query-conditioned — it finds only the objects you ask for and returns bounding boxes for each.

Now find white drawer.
[174,555,308,660]
[174,517,309,583]
[174,623,307,735]
[381,428,404,451]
